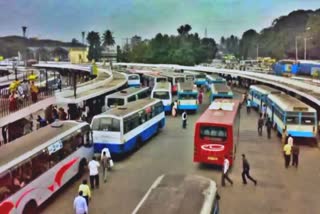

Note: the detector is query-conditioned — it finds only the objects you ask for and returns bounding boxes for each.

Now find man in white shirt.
[73,191,88,214]
[88,157,100,189]
[221,156,233,187]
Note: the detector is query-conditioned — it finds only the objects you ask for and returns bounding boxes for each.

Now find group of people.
[222,154,257,187]
[74,149,113,214]
[8,80,39,112]
[283,135,300,168]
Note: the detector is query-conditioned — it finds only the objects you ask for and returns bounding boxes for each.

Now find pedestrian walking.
[221,156,233,186]
[258,113,264,136]
[30,81,39,103]
[78,179,91,206]
[198,91,203,104]
[246,99,251,113]
[182,111,187,129]
[241,154,257,185]
[283,140,292,168]
[172,100,178,117]
[261,104,267,119]
[2,126,7,144]
[101,150,110,182]
[88,157,100,189]
[265,117,272,139]
[292,142,299,168]
[73,191,88,214]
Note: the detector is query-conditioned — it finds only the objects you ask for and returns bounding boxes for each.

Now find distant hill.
[0,36,85,58]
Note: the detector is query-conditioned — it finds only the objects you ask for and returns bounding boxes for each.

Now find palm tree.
[22,26,27,37]
[81,31,85,44]
[103,30,115,46]
[177,24,192,36]
[87,31,102,61]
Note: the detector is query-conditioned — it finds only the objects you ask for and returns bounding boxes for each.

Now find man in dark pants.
[292,143,300,168]
[2,126,7,144]
[88,157,100,189]
[265,117,272,139]
[221,156,233,187]
[258,113,264,136]
[242,154,257,185]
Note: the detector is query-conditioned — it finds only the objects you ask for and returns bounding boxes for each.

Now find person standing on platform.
[88,157,100,189]
[78,179,91,206]
[101,150,110,183]
[246,99,251,113]
[265,117,272,139]
[292,142,300,168]
[258,113,264,136]
[221,156,233,187]
[283,141,292,168]
[241,154,257,185]
[2,126,7,144]
[30,81,39,103]
[182,111,187,129]
[73,191,88,214]
[198,91,203,105]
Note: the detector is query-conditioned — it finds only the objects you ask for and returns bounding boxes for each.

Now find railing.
[0,87,54,118]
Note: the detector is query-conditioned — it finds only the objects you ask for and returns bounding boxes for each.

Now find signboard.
[209,102,234,111]
[47,141,63,155]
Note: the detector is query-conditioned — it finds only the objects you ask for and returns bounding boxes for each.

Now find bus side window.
[0,172,12,202]
[31,151,50,179]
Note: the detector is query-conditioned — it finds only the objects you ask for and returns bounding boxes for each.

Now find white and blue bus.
[91,98,165,154]
[185,71,207,87]
[151,82,172,112]
[177,81,199,111]
[122,70,141,87]
[205,74,226,90]
[160,72,185,94]
[142,72,168,88]
[266,93,317,139]
[105,87,150,108]
[210,82,233,102]
[249,85,281,111]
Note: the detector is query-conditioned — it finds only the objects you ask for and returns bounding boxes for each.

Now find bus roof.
[250,85,281,95]
[160,72,185,78]
[0,121,88,172]
[268,94,316,112]
[153,82,171,91]
[196,99,240,125]
[106,87,149,99]
[178,81,197,92]
[132,174,217,214]
[212,82,231,93]
[100,98,159,118]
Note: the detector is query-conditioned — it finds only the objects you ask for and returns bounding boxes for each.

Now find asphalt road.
[42,93,320,214]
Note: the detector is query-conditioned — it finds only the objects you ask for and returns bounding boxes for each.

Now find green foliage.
[102,30,115,46]
[117,25,217,65]
[86,31,102,61]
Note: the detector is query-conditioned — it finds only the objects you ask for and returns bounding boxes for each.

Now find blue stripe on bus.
[287,130,314,138]
[250,101,259,108]
[94,118,165,154]
[128,83,141,87]
[177,105,198,110]
[195,80,207,85]
[164,105,172,112]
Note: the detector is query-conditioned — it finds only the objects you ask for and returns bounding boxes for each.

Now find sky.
[0,0,319,45]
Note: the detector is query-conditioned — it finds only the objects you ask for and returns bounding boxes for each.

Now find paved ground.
[42,93,320,214]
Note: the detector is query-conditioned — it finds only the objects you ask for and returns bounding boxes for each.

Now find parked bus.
[160,72,185,94]
[248,85,281,111]
[0,121,92,214]
[142,72,167,88]
[91,98,165,154]
[132,174,220,214]
[105,87,150,108]
[205,74,226,89]
[185,71,207,87]
[194,99,240,166]
[151,82,172,112]
[266,93,317,139]
[177,81,199,111]
[122,70,141,87]
[210,82,233,102]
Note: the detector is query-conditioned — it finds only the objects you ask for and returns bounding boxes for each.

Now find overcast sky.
[0,0,319,45]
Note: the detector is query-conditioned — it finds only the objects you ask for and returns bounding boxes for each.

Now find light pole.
[256,44,259,59]
[295,36,298,61]
[304,27,312,60]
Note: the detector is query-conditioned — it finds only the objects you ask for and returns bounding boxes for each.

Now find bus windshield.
[179,94,197,100]
[107,98,125,107]
[157,77,167,82]
[129,75,139,80]
[197,74,206,79]
[153,91,170,99]
[175,77,185,83]
[92,117,120,132]
[200,126,227,142]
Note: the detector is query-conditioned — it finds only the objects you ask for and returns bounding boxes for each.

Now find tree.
[86,31,102,61]
[239,29,259,59]
[71,38,80,45]
[102,30,115,47]
[177,24,192,36]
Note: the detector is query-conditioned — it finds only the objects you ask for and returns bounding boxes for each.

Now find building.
[69,47,89,64]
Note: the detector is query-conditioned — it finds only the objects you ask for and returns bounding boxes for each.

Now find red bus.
[194,99,240,166]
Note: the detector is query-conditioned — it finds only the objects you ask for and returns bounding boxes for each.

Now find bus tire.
[23,200,38,214]
[77,158,87,178]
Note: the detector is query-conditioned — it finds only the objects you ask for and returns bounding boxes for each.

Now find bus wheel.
[23,200,38,214]
[77,159,87,178]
